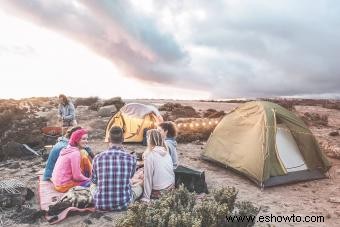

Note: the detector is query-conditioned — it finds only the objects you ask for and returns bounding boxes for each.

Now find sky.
[0,0,340,100]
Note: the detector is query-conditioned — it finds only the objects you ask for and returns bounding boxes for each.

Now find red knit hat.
[69,129,88,146]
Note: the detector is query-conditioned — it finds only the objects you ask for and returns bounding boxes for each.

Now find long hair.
[146,129,165,152]
[59,94,69,105]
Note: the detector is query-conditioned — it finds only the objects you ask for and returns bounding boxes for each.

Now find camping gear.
[202,101,331,187]
[48,186,93,216]
[41,126,67,145]
[41,126,65,137]
[37,172,94,224]
[174,165,208,193]
[22,144,40,156]
[0,179,33,208]
[105,103,163,143]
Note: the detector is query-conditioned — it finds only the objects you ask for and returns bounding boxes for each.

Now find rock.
[193,140,203,145]
[89,129,105,140]
[335,169,340,175]
[74,97,99,107]
[97,105,117,117]
[90,211,104,219]
[103,215,113,221]
[8,162,20,169]
[89,119,107,130]
[83,219,93,225]
[335,210,340,217]
[328,197,340,203]
[10,207,45,224]
[329,131,339,136]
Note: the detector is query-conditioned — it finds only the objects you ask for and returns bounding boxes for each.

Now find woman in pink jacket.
[51,129,91,192]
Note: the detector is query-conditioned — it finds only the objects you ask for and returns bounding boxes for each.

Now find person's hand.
[140,197,150,203]
[137,160,144,167]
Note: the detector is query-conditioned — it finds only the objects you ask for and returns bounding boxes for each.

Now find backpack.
[174,165,208,194]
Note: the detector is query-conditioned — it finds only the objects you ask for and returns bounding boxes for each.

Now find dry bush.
[0,103,47,161]
[320,141,340,159]
[102,97,125,110]
[301,112,328,126]
[322,101,340,110]
[74,97,99,107]
[88,97,125,111]
[261,98,295,111]
[159,103,200,121]
[88,102,103,111]
[203,109,226,118]
[116,185,259,227]
[159,102,183,111]
[175,118,220,143]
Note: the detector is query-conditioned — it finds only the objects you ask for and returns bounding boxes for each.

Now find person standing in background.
[58,94,76,127]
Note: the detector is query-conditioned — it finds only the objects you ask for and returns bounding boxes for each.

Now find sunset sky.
[1,0,340,100]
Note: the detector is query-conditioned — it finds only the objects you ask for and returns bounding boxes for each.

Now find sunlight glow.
[0,9,209,100]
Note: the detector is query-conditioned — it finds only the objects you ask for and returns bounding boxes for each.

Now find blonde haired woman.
[141,129,175,202]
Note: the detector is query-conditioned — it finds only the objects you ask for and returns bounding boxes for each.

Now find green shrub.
[227,201,261,227]
[116,185,259,227]
[193,198,229,226]
[213,187,238,211]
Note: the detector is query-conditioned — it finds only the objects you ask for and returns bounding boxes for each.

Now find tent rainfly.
[105,103,163,143]
[202,101,331,187]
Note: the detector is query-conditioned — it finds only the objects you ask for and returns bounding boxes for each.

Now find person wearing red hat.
[51,129,91,192]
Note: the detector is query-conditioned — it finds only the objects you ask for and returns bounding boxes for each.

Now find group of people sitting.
[43,121,178,211]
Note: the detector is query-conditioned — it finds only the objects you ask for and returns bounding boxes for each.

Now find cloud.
[0,44,35,56]
[1,0,340,98]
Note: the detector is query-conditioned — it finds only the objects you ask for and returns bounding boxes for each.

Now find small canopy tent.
[202,101,330,187]
[105,103,163,143]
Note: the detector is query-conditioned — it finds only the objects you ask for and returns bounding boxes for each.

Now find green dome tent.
[202,101,330,187]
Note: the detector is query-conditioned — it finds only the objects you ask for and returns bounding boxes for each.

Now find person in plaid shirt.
[91,126,142,211]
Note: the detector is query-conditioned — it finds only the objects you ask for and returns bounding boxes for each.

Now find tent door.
[275,125,307,172]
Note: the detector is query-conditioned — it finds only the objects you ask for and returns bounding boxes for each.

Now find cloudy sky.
[0,0,339,99]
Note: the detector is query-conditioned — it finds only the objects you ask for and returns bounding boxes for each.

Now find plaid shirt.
[91,146,136,211]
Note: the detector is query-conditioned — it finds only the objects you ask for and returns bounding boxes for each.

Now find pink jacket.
[51,145,89,186]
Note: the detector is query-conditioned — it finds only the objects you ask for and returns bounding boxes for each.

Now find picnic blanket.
[37,171,95,224]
